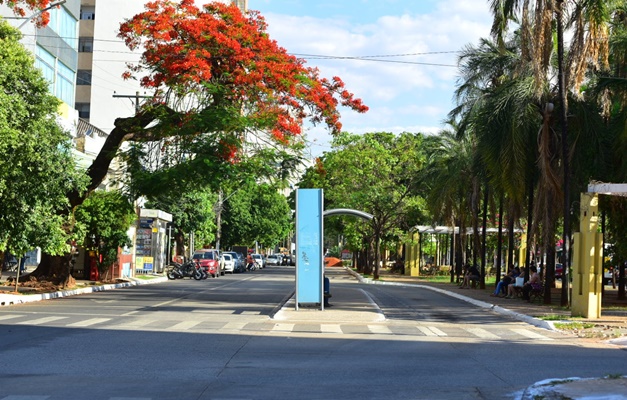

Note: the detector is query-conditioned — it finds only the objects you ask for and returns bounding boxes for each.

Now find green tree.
[489,0,616,305]
[145,188,217,257]
[31,1,365,277]
[0,21,86,260]
[74,191,136,279]
[305,132,426,279]
[221,181,291,251]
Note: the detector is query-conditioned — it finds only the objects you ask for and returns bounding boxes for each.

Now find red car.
[192,249,220,278]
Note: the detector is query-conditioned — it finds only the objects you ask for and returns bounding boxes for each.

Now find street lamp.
[17,0,66,29]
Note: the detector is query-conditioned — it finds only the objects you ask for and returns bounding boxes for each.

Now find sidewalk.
[332,266,627,400]
[0,266,167,306]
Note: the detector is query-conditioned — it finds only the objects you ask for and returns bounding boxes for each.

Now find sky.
[250,0,494,157]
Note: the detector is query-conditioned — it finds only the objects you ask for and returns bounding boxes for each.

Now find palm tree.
[489,0,614,305]
[422,126,475,281]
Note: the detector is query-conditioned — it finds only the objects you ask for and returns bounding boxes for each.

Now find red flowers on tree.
[118,0,368,141]
[1,0,56,27]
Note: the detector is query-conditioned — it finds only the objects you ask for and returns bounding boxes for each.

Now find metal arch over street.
[323,208,373,221]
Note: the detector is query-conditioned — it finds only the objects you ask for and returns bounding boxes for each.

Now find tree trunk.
[31,113,159,280]
[480,183,489,289]
[373,232,381,280]
[30,253,74,287]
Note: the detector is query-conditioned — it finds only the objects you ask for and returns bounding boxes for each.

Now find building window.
[35,46,56,94]
[48,6,78,50]
[77,70,92,85]
[76,103,91,119]
[35,46,76,106]
[79,37,93,53]
[56,61,75,106]
[80,7,95,20]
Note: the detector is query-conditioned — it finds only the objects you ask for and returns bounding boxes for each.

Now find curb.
[0,276,168,307]
[344,267,554,331]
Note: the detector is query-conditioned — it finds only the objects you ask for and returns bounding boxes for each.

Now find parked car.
[252,253,264,268]
[224,251,245,273]
[192,249,221,277]
[221,253,235,274]
[266,254,282,265]
[555,263,563,279]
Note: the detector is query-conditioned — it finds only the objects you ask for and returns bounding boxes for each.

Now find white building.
[1,0,81,126]
[76,0,246,133]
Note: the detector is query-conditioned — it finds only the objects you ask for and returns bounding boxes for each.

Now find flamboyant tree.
[0,0,58,26]
[35,0,367,278]
[67,0,367,208]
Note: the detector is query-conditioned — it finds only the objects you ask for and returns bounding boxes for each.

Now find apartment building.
[75,0,247,134]
[1,0,81,123]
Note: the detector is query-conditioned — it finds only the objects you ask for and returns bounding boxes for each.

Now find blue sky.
[251,0,494,156]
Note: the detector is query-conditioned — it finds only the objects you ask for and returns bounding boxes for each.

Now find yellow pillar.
[518,233,527,268]
[404,231,420,277]
[572,192,603,319]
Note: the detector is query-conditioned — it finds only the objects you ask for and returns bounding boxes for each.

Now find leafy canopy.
[0,21,86,256]
[118,0,368,144]
[0,0,56,26]
[74,191,136,272]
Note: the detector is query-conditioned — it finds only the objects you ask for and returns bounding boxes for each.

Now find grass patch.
[134,274,161,280]
[538,314,567,321]
[554,321,596,330]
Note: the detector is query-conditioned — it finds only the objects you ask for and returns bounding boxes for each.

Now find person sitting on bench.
[460,264,480,288]
[521,266,541,300]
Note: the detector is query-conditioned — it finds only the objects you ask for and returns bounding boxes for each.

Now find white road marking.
[417,326,438,337]
[426,326,448,337]
[66,318,111,327]
[166,320,202,331]
[464,327,500,339]
[511,328,554,340]
[272,323,295,332]
[0,315,24,321]
[16,316,67,325]
[368,325,393,334]
[221,322,247,330]
[121,319,158,328]
[320,324,343,334]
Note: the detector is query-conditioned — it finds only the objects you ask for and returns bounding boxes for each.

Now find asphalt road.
[0,266,625,400]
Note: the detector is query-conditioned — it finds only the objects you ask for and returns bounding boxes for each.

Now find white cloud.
[261,1,493,156]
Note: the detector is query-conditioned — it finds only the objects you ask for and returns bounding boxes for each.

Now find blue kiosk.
[295,189,372,310]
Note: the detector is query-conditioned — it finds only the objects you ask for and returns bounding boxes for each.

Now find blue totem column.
[295,189,324,309]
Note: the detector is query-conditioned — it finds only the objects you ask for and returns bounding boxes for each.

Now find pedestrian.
[491,267,520,297]
[460,264,480,289]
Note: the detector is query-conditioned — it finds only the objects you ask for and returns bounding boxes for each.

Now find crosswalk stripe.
[320,324,343,333]
[511,328,553,340]
[122,319,157,328]
[0,315,24,321]
[417,326,438,336]
[272,323,295,332]
[16,316,67,325]
[426,326,447,336]
[221,322,247,330]
[368,325,393,334]
[166,320,202,331]
[464,327,500,339]
[66,318,111,327]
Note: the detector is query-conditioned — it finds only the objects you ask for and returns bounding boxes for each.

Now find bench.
[528,285,544,303]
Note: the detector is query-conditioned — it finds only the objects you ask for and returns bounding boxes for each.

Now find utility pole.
[112,91,152,114]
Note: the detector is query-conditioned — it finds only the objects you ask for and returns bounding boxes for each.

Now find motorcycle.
[246,261,260,271]
[166,261,203,280]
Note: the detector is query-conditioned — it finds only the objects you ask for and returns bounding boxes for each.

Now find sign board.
[295,189,323,308]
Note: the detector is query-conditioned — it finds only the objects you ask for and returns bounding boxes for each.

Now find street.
[0,267,625,400]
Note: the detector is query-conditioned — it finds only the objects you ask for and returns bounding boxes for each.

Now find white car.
[221,253,235,274]
[266,254,282,265]
[252,253,264,268]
